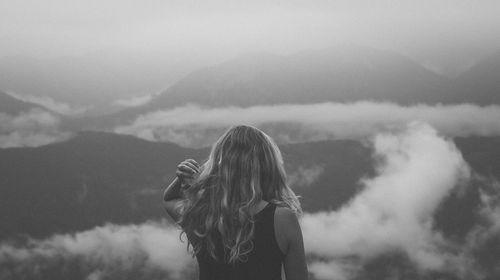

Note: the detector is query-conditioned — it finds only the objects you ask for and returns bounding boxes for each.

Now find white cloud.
[308,261,359,280]
[5,91,88,116]
[0,108,72,148]
[288,164,324,189]
[113,92,158,108]
[0,220,195,280]
[3,119,500,279]
[301,122,471,279]
[114,102,500,148]
[452,176,500,279]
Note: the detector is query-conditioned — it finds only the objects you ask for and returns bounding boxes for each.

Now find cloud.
[0,108,72,148]
[114,102,500,148]
[5,91,88,116]
[287,164,324,189]
[113,92,159,108]
[308,261,360,280]
[2,122,500,279]
[0,220,195,280]
[452,176,500,279]
[300,122,471,279]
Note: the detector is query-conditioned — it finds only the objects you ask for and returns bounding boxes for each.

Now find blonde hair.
[179,124,301,264]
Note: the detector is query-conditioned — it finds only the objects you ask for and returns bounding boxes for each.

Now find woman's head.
[179,124,301,263]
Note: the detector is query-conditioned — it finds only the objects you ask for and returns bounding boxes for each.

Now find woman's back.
[196,202,284,280]
[163,125,308,279]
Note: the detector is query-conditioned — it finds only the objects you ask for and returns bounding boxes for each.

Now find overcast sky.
[1,0,500,75]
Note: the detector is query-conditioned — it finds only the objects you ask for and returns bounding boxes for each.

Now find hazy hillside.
[8,46,500,132]
[0,131,203,238]
[3,45,500,126]
[106,45,453,124]
[1,132,500,279]
[1,131,499,240]
[0,90,47,115]
[0,50,224,106]
[452,50,500,105]
[0,131,374,239]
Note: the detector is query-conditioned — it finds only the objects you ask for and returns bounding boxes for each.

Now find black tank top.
[196,202,284,280]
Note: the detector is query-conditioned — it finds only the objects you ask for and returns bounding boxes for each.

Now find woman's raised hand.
[176,159,200,186]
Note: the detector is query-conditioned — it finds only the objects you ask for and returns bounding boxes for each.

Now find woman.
[163,125,308,280]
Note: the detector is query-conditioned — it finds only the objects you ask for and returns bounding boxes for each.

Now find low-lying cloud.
[113,92,159,108]
[0,221,195,280]
[114,102,500,148]
[288,164,324,189]
[2,121,500,279]
[5,91,88,116]
[455,176,500,279]
[0,108,72,148]
[301,122,478,279]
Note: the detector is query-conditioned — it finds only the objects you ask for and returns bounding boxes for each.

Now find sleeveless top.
[195,202,284,280]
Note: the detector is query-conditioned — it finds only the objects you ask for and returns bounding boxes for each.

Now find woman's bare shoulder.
[274,206,302,255]
[275,206,300,232]
[275,206,298,221]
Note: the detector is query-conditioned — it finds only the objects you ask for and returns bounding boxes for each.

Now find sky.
[1,0,500,76]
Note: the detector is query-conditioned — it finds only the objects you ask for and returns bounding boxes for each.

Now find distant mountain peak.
[133,46,452,111]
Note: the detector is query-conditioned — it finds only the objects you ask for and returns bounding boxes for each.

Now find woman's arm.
[275,207,309,280]
[163,176,183,201]
[163,176,184,222]
[163,159,200,222]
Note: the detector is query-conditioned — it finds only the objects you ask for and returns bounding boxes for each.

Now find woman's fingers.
[177,163,198,175]
[176,169,194,179]
[174,159,200,183]
[179,159,200,172]
[186,159,200,167]
[185,159,200,171]
[184,162,200,173]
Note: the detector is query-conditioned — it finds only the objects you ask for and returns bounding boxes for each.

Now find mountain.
[1,131,499,240]
[0,49,226,106]
[49,45,500,131]
[0,131,374,239]
[0,131,203,238]
[91,45,456,128]
[0,90,47,115]
[144,45,452,107]
[452,50,500,105]
[1,132,500,279]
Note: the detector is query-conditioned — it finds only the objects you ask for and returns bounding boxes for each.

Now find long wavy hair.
[178,124,302,264]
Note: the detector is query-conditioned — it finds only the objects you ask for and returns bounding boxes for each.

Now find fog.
[1,1,499,278]
[1,0,500,75]
[2,122,499,280]
[0,109,72,148]
[5,91,88,115]
[0,221,195,280]
[5,101,500,149]
[114,102,500,148]
[303,122,470,279]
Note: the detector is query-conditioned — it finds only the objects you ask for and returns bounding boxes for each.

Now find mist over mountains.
[0,49,225,106]
[453,49,500,105]
[0,90,48,115]
[2,45,500,134]
[2,45,500,279]
[2,129,499,239]
[1,128,500,280]
[2,44,500,114]
[57,45,500,131]
[147,46,451,107]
